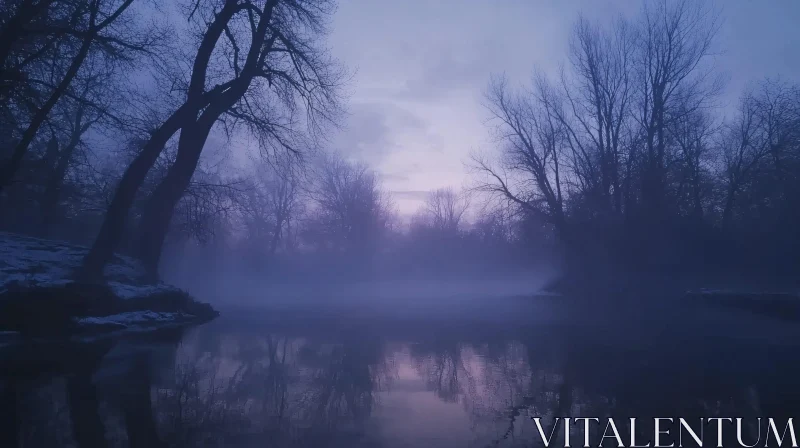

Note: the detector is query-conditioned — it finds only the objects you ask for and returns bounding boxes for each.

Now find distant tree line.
[161,154,549,284]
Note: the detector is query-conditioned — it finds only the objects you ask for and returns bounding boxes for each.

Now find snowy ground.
[0,232,180,298]
[73,311,197,336]
[0,232,213,335]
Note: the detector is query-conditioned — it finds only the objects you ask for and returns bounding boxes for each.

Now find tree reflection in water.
[148,327,393,447]
[2,312,800,447]
[411,339,473,403]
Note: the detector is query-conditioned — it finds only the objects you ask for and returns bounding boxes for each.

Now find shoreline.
[0,232,218,342]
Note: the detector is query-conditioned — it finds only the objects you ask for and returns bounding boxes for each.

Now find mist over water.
[169,269,560,313]
[159,232,563,316]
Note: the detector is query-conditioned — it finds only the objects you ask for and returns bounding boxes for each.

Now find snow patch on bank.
[0,232,179,299]
[75,311,184,327]
[688,288,800,298]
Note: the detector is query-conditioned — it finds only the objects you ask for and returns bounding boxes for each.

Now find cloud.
[381,171,411,183]
[394,44,500,102]
[333,101,429,161]
[332,99,448,167]
[391,190,430,201]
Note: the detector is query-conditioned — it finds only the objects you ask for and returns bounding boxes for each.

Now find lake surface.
[3,293,800,447]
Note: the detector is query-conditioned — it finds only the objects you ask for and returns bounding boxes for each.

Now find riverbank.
[0,232,218,341]
[544,266,800,323]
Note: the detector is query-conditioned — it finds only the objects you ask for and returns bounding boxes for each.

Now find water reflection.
[2,304,800,447]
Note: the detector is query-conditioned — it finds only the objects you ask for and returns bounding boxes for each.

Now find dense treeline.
[472,1,800,276]
[1,0,797,286]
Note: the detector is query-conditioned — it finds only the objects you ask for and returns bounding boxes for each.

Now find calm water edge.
[3,294,800,447]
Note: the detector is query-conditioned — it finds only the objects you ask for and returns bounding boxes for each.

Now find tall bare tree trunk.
[79,109,190,282]
[79,0,247,281]
[132,0,279,275]
[134,123,213,276]
[134,77,252,274]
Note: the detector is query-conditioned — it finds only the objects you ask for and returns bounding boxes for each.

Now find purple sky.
[325,0,800,214]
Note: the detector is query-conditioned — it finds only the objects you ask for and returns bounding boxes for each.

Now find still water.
[3,294,800,447]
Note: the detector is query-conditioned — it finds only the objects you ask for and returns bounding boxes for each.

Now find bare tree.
[668,103,717,221]
[466,2,730,269]
[0,0,144,193]
[720,81,800,228]
[169,169,242,247]
[469,201,517,246]
[0,0,74,100]
[633,0,722,214]
[470,75,567,240]
[238,152,303,261]
[81,0,345,280]
[38,58,112,233]
[420,187,470,235]
[751,80,800,197]
[304,152,392,255]
[549,15,635,217]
